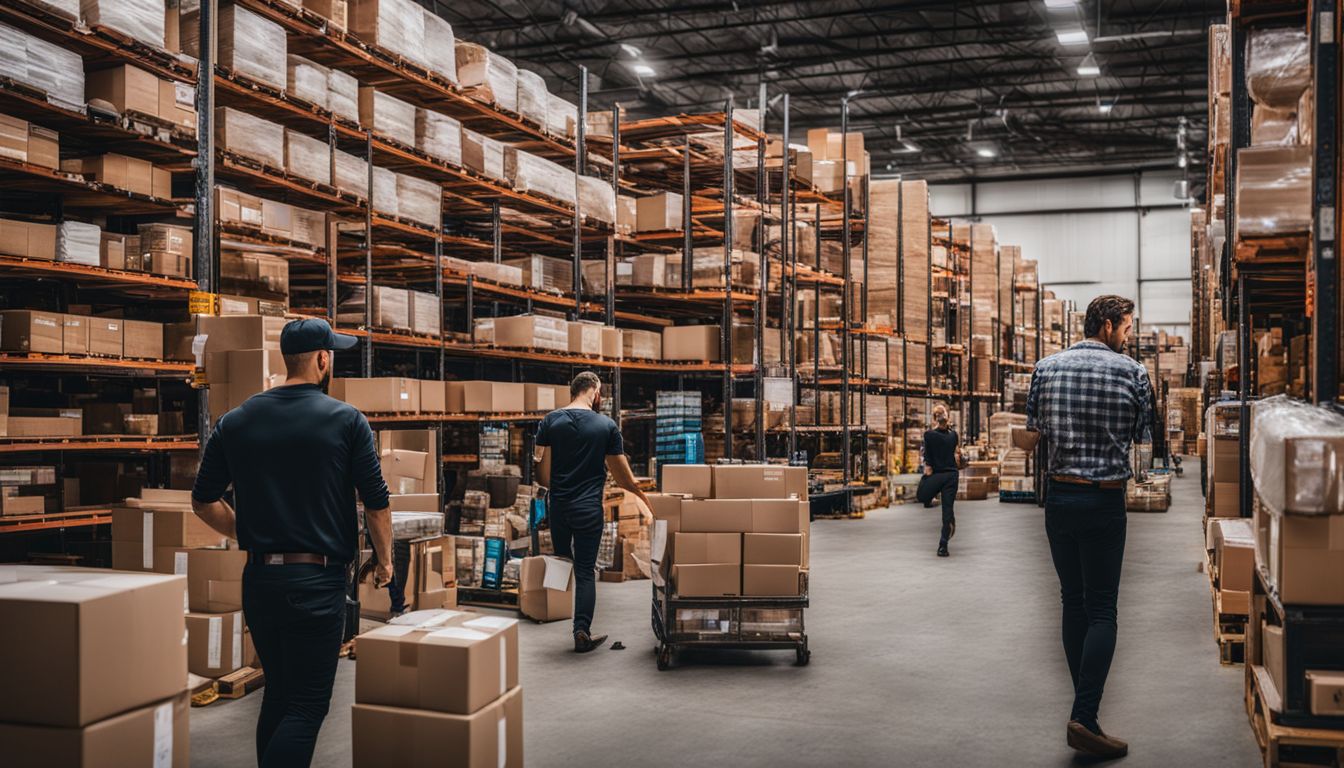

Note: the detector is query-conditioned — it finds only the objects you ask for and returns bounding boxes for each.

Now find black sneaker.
[937,544,949,557]
[574,631,608,653]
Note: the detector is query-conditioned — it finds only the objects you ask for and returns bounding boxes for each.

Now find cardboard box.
[110,541,187,574]
[1262,622,1285,697]
[621,328,661,360]
[567,322,602,357]
[0,494,45,516]
[85,64,159,117]
[87,317,124,357]
[351,686,523,768]
[120,319,162,360]
[186,610,245,677]
[381,449,433,495]
[63,154,155,197]
[186,548,245,613]
[523,383,557,413]
[635,192,682,232]
[680,499,752,533]
[1211,481,1241,517]
[332,377,420,413]
[27,125,58,170]
[158,78,196,129]
[1,310,64,353]
[61,314,88,355]
[0,565,187,727]
[0,219,57,260]
[1307,670,1344,716]
[1269,512,1344,605]
[1212,518,1255,592]
[138,223,192,259]
[0,112,25,161]
[491,314,569,352]
[519,555,573,622]
[447,381,525,413]
[742,564,801,596]
[661,464,712,498]
[674,563,739,597]
[356,612,519,714]
[6,414,82,437]
[662,325,720,361]
[0,691,190,768]
[673,532,741,564]
[712,464,808,500]
[743,533,803,565]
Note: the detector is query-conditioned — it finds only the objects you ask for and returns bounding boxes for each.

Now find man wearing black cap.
[191,318,393,768]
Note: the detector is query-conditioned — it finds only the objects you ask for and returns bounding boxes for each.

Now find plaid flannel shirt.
[1026,340,1154,482]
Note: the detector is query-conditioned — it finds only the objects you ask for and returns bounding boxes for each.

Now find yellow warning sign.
[189,290,218,316]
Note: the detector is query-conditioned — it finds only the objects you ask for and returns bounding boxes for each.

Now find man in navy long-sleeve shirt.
[191,318,392,768]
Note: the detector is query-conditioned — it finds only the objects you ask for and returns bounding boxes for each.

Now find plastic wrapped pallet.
[1251,105,1297,146]
[515,69,548,126]
[454,42,517,112]
[421,10,456,84]
[408,289,439,335]
[461,129,504,180]
[1246,28,1310,109]
[286,55,330,109]
[284,128,332,184]
[359,88,415,146]
[217,3,286,90]
[1234,145,1310,239]
[970,223,997,339]
[28,0,79,20]
[866,179,899,329]
[1251,395,1344,516]
[328,68,359,123]
[217,107,284,169]
[333,148,369,198]
[349,0,426,70]
[501,255,572,293]
[546,93,576,138]
[577,174,615,224]
[503,147,575,205]
[337,285,410,330]
[395,172,439,227]
[371,165,397,217]
[80,0,164,49]
[414,109,461,166]
[0,22,85,112]
[56,220,100,266]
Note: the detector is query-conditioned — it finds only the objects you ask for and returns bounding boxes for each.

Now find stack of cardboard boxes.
[332,377,567,415]
[1,309,163,362]
[647,464,809,598]
[352,610,523,767]
[0,565,190,766]
[1206,402,1241,518]
[165,314,286,423]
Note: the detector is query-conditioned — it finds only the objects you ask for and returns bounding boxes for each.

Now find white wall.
[928,171,1194,337]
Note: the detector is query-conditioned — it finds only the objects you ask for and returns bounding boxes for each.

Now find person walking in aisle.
[917,404,961,557]
[536,371,650,653]
[191,318,393,768]
[1021,295,1152,760]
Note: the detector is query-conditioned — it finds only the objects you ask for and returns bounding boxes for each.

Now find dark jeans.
[549,508,602,636]
[242,562,346,768]
[1044,482,1127,731]
[918,470,958,545]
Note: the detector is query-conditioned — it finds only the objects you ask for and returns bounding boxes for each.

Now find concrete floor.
[191,468,1261,767]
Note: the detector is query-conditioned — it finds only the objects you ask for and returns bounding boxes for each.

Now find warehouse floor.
[191,467,1259,767]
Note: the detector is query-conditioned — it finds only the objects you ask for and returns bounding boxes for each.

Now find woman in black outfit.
[917,405,962,557]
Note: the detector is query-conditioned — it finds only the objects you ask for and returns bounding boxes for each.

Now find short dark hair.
[283,350,318,374]
[1084,295,1135,338]
[570,371,602,398]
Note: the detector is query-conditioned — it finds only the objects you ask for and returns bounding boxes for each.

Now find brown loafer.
[1067,721,1128,759]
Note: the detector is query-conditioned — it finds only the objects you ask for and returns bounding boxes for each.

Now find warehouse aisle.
[191,470,1259,767]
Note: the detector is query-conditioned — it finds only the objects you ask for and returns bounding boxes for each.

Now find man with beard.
[191,318,392,767]
[1021,295,1152,760]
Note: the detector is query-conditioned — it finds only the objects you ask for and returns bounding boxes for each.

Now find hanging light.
[1056,27,1089,46]
[1077,52,1100,77]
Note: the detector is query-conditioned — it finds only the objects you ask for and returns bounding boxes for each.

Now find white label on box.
[108,322,118,331]
[142,512,154,569]
[763,468,783,481]
[399,391,409,400]
[389,609,465,628]
[498,717,507,768]
[175,81,193,107]
[499,635,507,693]
[428,627,489,641]
[208,615,222,669]
[463,615,514,631]
[174,551,187,575]
[232,613,243,670]
[34,317,57,328]
[191,334,208,366]
[541,556,572,591]
[650,520,667,563]
[153,701,173,768]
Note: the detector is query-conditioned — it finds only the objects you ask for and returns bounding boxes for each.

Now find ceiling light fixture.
[976,146,997,158]
[619,43,641,57]
[1077,52,1100,77]
[632,63,655,77]
[1056,27,1089,46]
[1044,0,1078,8]
[1097,99,1114,114]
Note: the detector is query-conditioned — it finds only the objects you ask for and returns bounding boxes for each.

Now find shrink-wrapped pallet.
[515,69,548,126]
[81,0,164,49]
[501,255,573,293]
[329,68,359,123]
[1251,105,1297,146]
[1234,145,1311,239]
[338,285,410,330]
[28,0,79,20]
[866,180,898,329]
[56,220,100,266]
[503,147,574,204]
[287,55,330,109]
[969,223,997,339]
[217,107,284,169]
[0,22,85,112]
[371,165,397,217]
[334,148,369,198]
[349,0,426,71]
[905,341,928,385]
[414,109,461,166]
[421,10,456,84]
[577,174,615,224]
[285,129,332,185]
[455,42,517,112]
[462,129,504,180]
[408,289,440,335]
[1251,395,1344,516]
[546,93,576,138]
[1246,28,1310,109]
[359,87,415,146]
[218,4,285,90]
[395,172,439,227]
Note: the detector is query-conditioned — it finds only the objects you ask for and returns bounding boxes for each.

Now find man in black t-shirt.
[536,371,649,652]
[918,405,962,557]
[191,319,392,767]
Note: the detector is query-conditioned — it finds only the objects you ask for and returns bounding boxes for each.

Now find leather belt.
[249,552,331,566]
[1051,474,1125,490]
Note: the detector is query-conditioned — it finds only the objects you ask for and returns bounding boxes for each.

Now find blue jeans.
[1044,482,1127,731]
[549,507,602,635]
[242,562,346,768]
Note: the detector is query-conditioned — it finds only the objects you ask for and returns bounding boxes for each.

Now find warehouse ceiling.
[427,0,1224,185]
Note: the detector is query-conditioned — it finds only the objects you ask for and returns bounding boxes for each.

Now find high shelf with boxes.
[0,1,203,551]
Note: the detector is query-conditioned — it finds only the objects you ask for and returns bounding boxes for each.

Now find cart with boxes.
[646,463,811,669]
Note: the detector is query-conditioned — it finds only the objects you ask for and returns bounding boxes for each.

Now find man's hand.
[923,466,933,476]
[375,561,393,588]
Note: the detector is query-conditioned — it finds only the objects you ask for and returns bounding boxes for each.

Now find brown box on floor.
[0,691,190,768]
[519,555,573,622]
[356,613,519,714]
[186,547,246,613]
[0,565,187,727]
[351,686,523,768]
[185,610,245,678]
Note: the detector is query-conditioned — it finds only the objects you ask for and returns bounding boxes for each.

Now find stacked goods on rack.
[1041,293,1065,357]
[805,128,867,194]
[656,391,704,466]
[957,461,998,500]
[1167,388,1203,456]
[902,181,930,386]
[1,309,165,361]
[332,377,558,415]
[600,489,653,581]
[352,609,523,767]
[1125,474,1170,512]
[0,565,190,765]
[0,463,54,516]
[988,412,1031,494]
[1206,402,1241,519]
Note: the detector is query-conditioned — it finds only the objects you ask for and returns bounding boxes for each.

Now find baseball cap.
[280,318,359,355]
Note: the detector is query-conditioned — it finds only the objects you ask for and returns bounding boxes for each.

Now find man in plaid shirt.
[1022,295,1153,760]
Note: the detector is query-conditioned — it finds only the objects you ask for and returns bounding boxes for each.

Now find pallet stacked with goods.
[1196,1,1344,762]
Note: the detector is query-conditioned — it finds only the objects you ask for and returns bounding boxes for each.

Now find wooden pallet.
[217,667,266,700]
[1234,234,1310,264]
[1246,664,1344,767]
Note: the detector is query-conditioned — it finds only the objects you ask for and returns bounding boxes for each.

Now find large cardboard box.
[332,377,420,413]
[519,555,573,622]
[635,192,682,232]
[61,314,89,355]
[419,378,446,413]
[356,612,519,714]
[523,383,557,413]
[742,564,801,596]
[567,322,602,357]
[673,532,741,564]
[621,328,661,360]
[185,610,245,677]
[491,314,569,352]
[186,547,246,613]
[0,691,190,768]
[381,448,433,495]
[447,381,525,413]
[1212,518,1255,592]
[1307,671,1344,716]
[0,219,56,260]
[1269,512,1344,605]
[662,325,720,361]
[711,464,808,500]
[1263,622,1285,697]
[679,499,752,533]
[674,563,739,597]
[122,319,163,359]
[743,533,803,565]
[661,464,712,498]
[351,686,523,768]
[87,317,124,357]
[0,310,64,353]
[0,565,187,727]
